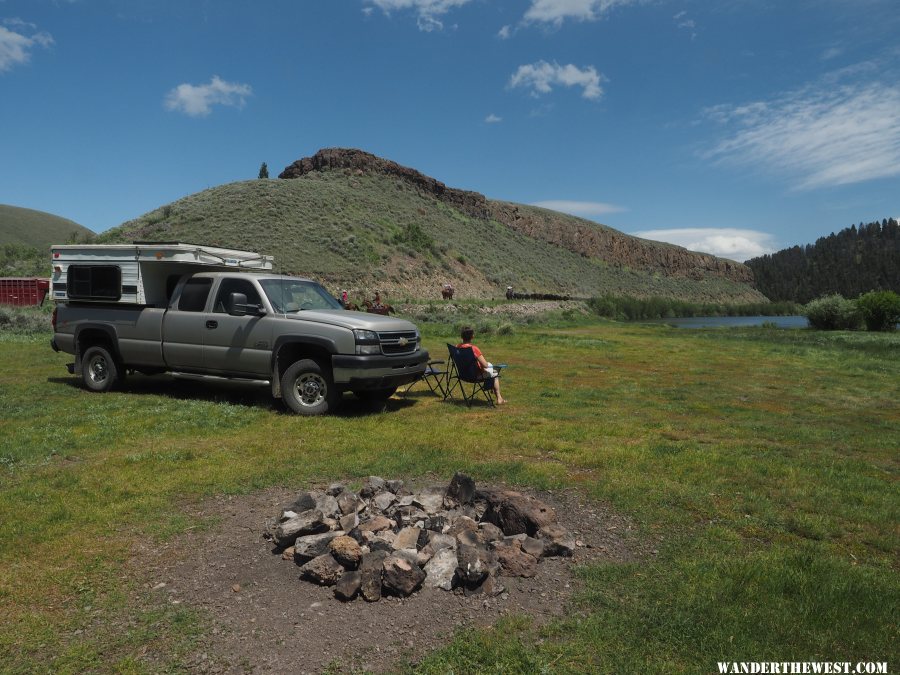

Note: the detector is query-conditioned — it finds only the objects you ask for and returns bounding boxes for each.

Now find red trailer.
[0,278,51,306]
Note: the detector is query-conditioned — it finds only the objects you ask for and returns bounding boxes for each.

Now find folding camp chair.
[402,359,448,398]
[445,344,506,407]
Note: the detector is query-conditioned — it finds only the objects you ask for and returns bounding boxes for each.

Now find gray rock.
[426,532,457,552]
[393,548,419,565]
[358,515,394,533]
[274,509,329,547]
[293,531,342,564]
[456,529,480,548]
[334,570,360,601]
[465,571,505,597]
[290,490,339,518]
[396,495,415,507]
[382,556,426,597]
[278,509,298,523]
[300,554,344,586]
[360,476,387,499]
[456,544,494,588]
[423,548,458,590]
[339,512,360,532]
[326,482,346,497]
[393,526,423,551]
[386,479,405,493]
[478,522,505,543]
[337,492,364,516]
[372,491,396,512]
[413,488,445,515]
[521,536,544,558]
[537,524,575,557]
[359,551,388,602]
[447,515,479,538]
[445,471,476,505]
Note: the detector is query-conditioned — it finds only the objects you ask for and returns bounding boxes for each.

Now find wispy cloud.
[365,0,473,32]
[673,10,697,39]
[0,20,53,73]
[532,200,626,218]
[702,80,900,190]
[485,113,502,123]
[509,61,604,100]
[523,0,642,26]
[164,76,252,117]
[632,228,778,262]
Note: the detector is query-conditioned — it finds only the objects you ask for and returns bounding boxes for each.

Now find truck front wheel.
[81,345,121,393]
[281,359,340,416]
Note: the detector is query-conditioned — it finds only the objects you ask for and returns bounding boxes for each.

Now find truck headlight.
[353,329,381,355]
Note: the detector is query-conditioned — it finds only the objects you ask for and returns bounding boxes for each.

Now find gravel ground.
[130,483,650,674]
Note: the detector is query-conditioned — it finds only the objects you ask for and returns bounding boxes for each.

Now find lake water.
[641,315,808,329]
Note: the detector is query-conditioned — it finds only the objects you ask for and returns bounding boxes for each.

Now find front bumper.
[332,350,429,389]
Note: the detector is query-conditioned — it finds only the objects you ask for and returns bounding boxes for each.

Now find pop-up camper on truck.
[50,242,428,415]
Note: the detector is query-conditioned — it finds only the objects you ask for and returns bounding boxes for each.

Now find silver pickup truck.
[51,271,428,415]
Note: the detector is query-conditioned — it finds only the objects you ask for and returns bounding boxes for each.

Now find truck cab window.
[213,278,263,313]
[178,278,212,312]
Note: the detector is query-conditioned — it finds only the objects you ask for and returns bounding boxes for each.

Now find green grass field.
[0,318,897,673]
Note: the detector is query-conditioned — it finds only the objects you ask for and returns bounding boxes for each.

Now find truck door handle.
[206,320,218,329]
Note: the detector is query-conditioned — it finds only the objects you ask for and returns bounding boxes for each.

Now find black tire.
[81,345,121,392]
[281,359,340,416]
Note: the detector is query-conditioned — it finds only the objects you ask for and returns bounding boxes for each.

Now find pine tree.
[258,162,269,179]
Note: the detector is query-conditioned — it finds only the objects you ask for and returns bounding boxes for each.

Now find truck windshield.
[260,279,343,313]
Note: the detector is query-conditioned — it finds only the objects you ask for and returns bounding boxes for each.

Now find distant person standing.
[457,325,506,404]
[506,286,514,300]
[341,289,348,307]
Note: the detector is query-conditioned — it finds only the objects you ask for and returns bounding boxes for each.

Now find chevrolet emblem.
[398,337,408,346]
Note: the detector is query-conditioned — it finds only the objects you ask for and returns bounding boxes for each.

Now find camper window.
[67,265,121,300]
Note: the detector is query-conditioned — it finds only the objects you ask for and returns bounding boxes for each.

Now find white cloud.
[523,0,641,26]
[485,113,502,123]
[703,81,900,190]
[532,200,626,217]
[497,24,512,39]
[632,228,778,262]
[164,76,252,117]
[366,0,473,32]
[0,21,53,73]
[509,60,604,100]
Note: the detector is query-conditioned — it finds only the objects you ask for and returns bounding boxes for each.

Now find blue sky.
[1,0,898,262]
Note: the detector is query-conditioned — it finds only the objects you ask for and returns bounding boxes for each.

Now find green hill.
[0,205,93,248]
[96,149,766,304]
[0,205,94,277]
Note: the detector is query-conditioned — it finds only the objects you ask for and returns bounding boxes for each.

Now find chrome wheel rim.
[88,355,108,384]
[295,373,327,407]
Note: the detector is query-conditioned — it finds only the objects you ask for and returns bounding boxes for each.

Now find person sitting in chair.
[457,325,507,404]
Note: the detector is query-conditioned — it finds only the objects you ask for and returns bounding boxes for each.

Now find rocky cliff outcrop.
[280,148,755,285]
[490,202,755,284]
[279,148,491,219]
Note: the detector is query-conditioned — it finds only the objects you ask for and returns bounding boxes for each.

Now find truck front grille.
[378,330,418,355]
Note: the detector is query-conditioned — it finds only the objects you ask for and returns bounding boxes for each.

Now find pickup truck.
[51,271,429,415]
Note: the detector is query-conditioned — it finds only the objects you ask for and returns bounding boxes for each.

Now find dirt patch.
[130,484,648,674]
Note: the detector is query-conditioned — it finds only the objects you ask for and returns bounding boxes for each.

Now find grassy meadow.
[0,315,897,673]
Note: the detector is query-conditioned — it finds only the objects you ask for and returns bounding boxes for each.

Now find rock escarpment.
[279,148,491,219]
[490,202,755,284]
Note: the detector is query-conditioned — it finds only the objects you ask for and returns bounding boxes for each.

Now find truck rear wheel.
[81,345,121,393]
[281,359,340,416]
